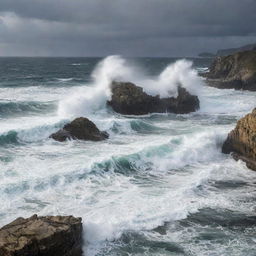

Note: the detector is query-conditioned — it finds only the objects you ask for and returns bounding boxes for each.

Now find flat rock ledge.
[107,81,200,115]
[0,215,83,256]
[50,117,109,142]
[222,108,256,171]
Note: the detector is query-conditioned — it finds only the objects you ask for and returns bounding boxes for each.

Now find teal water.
[0,57,256,256]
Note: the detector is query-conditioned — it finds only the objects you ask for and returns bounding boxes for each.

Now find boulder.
[204,50,256,91]
[0,214,83,256]
[222,109,256,171]
[107,81,200,115]
[50,117,109,142]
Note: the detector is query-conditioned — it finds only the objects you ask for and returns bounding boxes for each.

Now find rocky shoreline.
[50,81,200,142]
[203,50,256,91]
[201,49,256,171]
[1,51,255,256]
[222,109,256,171]
[0,215,83,256]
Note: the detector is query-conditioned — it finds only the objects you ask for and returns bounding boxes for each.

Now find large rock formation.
[204,50,256,91]
[107,81,200,115]
[0,215,83,256]
[222,109,256,171]
[50,117,108,142]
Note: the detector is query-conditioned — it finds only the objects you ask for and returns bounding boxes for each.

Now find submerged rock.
[107,81,200,115]
[50,117,109,142]
[222,109,256,171]
[0,214,83,256]
[204,50,256,91]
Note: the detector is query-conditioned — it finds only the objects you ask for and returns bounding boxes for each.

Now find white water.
[0,56,256,256]
[58,56,203,117]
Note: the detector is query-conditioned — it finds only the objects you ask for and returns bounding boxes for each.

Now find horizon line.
[0,55,206,59]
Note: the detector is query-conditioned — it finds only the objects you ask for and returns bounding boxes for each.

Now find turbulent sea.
[0,56,256,256]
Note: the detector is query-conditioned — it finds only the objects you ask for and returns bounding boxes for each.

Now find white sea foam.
[141,59,203,98]
[199,86,256,116]
[147,130,226,172]
[2,57,256,256]
[58,55,203,117]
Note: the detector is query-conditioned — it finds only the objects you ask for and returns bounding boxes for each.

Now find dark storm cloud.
[0,0,256,56]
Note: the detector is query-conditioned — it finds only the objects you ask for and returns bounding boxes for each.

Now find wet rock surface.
[0,214,83,256]
[222,108,256,171]
[204,50,256,91]
[50,117,109,142]
[107,81,200,115]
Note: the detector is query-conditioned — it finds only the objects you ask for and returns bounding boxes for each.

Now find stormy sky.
[0,0,256,57]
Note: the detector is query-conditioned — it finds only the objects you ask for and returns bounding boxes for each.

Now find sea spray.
[58,56,135,117]
[58,56,203,117]
[2,57,256,256]
[141,59,203,98]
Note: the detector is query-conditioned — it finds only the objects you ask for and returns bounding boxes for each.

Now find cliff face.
[222,109,256,171]
[205,50,256,91]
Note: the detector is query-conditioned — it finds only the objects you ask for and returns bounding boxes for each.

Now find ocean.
[0,56,256,256]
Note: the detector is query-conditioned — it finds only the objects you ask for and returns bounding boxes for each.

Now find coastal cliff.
[204,50,256,91]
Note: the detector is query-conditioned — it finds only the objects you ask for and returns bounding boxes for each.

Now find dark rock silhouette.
[50,117,109,142]
[107,81,200,115]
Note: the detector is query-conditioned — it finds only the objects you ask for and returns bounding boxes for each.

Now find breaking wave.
[58,55,203,117]
[0,101,55,117]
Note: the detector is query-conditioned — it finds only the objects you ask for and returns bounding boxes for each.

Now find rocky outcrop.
[0,215,83,256]
[107,81,200,115]
[222,109,256,171]
[204,50,256,91]
[50,117,108,142]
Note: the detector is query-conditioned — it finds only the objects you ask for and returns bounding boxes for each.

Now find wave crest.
[58,55,202,117]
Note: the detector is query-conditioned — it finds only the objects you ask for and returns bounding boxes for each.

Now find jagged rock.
[107,81,200,115]
[50,117,109,142]
[222,109,256,171]
[204,50,256,91]
[0,215,83,256]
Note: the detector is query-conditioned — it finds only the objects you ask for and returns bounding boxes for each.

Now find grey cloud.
[0,0,256,56]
